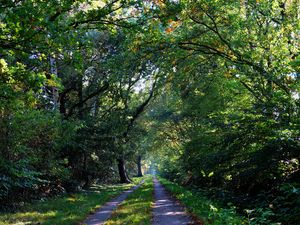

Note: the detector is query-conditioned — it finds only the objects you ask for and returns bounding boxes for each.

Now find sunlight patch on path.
[82,182,143,225]
[152,178,193,225]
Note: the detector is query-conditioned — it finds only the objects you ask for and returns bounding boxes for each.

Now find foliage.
[139,1,300,224]
[0,1,299,224]
[0,0,157,205]
[0,109,78,206]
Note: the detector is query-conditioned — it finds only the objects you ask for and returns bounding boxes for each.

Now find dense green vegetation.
[0,0,299,224]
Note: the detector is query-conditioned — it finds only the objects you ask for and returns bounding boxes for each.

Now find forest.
[0,0,299,224]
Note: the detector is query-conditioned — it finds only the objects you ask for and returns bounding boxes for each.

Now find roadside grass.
[0,183,134,225]
[131,176,144,185]
[104,176,153,225]
[158,177,247,225]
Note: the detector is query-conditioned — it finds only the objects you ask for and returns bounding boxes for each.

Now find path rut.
[152,177,194,225]
[82,182,143,225]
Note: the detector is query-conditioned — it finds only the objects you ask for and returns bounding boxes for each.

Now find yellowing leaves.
[0,59,8,75]
[152,0,165,6]
[0,22,6,29]
[164,20,181,34]
[165,27,175,33]
[224,71,232,78]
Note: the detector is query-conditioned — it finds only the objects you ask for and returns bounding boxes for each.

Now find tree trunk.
[137,155,143,177]
[82,151,91,189]
[0,112,10,160]
[78,76,83,119]
[59,92,67,116]
[117,158,131,183]
[49,56,59,110]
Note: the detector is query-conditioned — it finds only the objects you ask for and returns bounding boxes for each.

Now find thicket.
[0,1,299,224]
[140,1,300,224]
[0,0,155,209]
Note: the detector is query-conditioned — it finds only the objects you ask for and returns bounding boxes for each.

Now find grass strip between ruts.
[158,177,247,225]
[104,176,153,225]
[0,183,134,225]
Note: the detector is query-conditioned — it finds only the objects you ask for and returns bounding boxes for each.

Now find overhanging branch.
[65,81,109,119]
[123,80,157,137]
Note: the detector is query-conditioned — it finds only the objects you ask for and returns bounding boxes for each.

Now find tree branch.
[65,81,109,119]
[123,80,157,137]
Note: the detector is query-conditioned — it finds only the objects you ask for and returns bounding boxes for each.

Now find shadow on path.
[152,177,194,225]
[82,182,143,225]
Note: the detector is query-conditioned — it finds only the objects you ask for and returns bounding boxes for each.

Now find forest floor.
[103,176,153,225]
[84,176,195,225]
[0,176,246,225]
[82,181,144,225]
[0,183,135,225]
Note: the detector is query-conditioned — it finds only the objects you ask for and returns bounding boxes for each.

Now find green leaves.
[0,2,299,224]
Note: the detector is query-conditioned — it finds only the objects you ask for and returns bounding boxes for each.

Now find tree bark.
[59,92,67,116]
[0,112,10,160]
[137,155,143,177]
[65,81,109,119]
[82,151,90,189]
[78,76,83,120]
[117,158,131,183]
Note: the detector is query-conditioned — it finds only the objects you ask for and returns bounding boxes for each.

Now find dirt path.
[152,177,194,225]
[82,182,143,225]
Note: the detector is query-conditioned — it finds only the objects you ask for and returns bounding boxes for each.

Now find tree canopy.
[0,0,299,223]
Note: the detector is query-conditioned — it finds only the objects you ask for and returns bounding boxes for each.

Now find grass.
[0,183,134,225]
[104,175,154,225]
[158,177,247,225]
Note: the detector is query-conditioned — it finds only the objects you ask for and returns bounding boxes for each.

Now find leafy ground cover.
[0,183,134,225]
[158,177,246,225]
[104,176,153,225]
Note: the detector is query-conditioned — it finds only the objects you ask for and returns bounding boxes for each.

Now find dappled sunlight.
[0,210,57,225]
[0,184,130,225]
[152,178,192,225]
[1,1,299,225]
[104,177,153,225]
[158,178,244,224]
[82,181,145,225]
